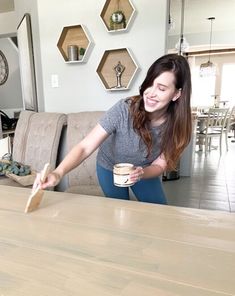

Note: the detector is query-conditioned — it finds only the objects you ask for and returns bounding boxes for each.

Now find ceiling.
[0,0,14,13]
[169,0,235,35]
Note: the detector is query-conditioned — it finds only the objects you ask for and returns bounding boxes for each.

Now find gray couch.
[0,110,105,197]
[56,111,105,196]
[0,110,66,187]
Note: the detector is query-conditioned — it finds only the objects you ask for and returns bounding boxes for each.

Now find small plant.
[110,10,126,30]
[79,47,86,56]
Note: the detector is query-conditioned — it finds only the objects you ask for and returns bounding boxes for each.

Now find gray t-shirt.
[97,98,163,171]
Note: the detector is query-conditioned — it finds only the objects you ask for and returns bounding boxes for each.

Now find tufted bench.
[0,110,67,187]
[57,112,105,196]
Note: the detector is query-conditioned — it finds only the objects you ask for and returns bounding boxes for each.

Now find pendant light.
[168,0,174,31]
[175,0,189,55]
[199,17,216,77]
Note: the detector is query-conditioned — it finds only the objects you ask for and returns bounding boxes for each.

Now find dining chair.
[197,107,229,155]
[225,106,235,146]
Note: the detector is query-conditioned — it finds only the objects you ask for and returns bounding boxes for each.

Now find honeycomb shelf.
[57,24,92,63]
[100,0,136,33]
[96,48,139,91]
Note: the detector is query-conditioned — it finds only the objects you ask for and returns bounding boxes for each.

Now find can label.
[113,173,135,187]
[113,163,135,187]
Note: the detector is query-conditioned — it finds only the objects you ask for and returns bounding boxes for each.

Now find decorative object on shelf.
[110,9,126,30]
[79,47,86,60]
[17,13,38,111]
[199,17,216,77]
[67,45,79,61]
[112,61,125,88]
[57,24,92,63]
[175,0,189,55]
[0,50,9,85]
[100,0,136,33]
[96,48,139,91]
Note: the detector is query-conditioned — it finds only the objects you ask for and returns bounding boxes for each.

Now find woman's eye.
[159,87,166,91]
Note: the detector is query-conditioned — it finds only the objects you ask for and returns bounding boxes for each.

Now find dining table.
[0,184,235,295]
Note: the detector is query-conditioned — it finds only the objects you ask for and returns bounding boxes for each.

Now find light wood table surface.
[0,185,235,295]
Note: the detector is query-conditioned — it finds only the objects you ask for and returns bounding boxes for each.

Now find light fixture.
[199,17,216,77]
[168,0,175,31]
[175,37,189,54]
[175,0,189,55]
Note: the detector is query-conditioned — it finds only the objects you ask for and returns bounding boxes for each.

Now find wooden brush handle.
[40,163,50,183]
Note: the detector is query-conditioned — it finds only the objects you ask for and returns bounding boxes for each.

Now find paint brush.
[25,163,50,213]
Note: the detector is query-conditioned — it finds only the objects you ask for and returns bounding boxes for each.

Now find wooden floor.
[163,137,235,211]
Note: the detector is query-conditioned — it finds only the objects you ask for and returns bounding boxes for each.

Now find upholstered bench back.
[0,110,66,188]
[65,112,105,196]
[13,111,66,172]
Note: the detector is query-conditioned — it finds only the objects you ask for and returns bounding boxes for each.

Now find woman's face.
[143,71,181,113]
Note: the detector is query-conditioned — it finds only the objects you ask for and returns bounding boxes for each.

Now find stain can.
[113,163,135,187]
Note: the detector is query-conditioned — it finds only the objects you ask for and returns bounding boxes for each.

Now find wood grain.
[0,185,235,295]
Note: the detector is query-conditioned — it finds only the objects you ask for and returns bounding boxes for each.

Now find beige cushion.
[66,112,105,196]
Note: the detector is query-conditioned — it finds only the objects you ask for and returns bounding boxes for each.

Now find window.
[191,65,216,108]
[220,63,235,106]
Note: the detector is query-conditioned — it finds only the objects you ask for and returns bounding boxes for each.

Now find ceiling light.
[199,17,217,77]
[175,0,189,55]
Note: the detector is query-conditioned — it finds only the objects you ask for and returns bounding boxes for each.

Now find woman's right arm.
[35,123,109,189]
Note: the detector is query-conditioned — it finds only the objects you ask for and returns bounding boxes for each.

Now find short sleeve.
[99,99,129,134]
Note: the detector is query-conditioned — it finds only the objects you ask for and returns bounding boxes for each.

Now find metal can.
[67,45,78,61]
[113,163,135,187]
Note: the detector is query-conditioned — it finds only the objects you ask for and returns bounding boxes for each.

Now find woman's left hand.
[129,166,144,183]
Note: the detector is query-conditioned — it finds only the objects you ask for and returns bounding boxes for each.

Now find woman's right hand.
[32,171,61,191]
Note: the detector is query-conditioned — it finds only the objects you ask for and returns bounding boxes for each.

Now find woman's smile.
[145,97,159,107]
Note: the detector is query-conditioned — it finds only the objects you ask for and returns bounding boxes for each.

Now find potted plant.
[79,47,86,60]
[110,10,126,30]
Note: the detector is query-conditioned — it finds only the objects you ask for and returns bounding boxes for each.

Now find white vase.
[111,12,123,24]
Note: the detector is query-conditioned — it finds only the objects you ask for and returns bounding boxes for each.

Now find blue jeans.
[96,163,167,205]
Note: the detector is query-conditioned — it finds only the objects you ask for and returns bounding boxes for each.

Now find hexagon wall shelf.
[100,0,136,33]
[96,48,139,91]
[57,24,92,63]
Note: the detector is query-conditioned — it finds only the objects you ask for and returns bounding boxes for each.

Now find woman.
[36,54,192,204]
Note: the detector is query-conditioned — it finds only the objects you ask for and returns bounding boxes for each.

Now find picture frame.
[17,13,38,111]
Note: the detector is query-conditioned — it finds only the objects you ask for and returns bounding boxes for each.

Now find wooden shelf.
[96,48,139,91]
[100,0,136,32]
[57,24,92,63]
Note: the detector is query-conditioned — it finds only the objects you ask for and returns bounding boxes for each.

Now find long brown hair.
[130,54,192,170]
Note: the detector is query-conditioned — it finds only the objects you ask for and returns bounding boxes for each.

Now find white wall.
[36,0,167,112]
[14,0,45,112]
[10,0,167,113]
[0,38,23,110]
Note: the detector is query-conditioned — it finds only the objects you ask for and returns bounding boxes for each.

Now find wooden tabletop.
[1,185,235,295]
